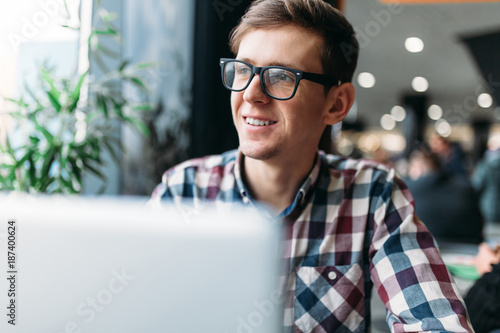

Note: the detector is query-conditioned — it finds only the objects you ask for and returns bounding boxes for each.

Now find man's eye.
[271,71,294,83]
[279,72,294,82]
[236,67,251,75]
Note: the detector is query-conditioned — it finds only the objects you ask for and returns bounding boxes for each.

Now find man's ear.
[323,83,355,125]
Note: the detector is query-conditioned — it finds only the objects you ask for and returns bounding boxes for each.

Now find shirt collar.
[234,149,250,204]
[234,148,322,218]
[279,152,322,217]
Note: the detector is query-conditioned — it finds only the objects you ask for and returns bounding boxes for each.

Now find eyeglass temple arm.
[302,72,342,87]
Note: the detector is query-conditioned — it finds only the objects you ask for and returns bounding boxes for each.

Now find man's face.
[231,26,333,162]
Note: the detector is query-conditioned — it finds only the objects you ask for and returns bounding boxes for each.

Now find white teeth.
[245,117,276,126]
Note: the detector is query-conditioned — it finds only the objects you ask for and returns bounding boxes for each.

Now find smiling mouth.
[245,117,277,126]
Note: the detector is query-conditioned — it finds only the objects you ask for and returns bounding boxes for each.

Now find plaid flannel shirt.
[150,149,473,333]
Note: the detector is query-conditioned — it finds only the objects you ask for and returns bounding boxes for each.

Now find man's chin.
[240,145,281,161]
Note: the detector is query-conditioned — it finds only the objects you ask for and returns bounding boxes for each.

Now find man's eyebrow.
[267,61,299,69]
[236,57,299,70]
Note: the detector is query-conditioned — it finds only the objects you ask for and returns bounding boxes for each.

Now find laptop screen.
[0,195,282,333]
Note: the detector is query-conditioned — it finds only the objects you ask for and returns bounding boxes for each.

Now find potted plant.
[0,2,153,194]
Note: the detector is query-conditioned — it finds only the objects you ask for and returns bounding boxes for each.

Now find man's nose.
[243,74,271,104]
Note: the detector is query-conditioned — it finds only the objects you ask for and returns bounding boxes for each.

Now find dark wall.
[403,95,427,158]
[462,30,500,108]
[191,0,252,158]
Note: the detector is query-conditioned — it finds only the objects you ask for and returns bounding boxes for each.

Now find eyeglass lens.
[223,61,297,99]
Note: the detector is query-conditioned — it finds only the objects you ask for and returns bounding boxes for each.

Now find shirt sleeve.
[148,169,178,211]
[368,169,474,333]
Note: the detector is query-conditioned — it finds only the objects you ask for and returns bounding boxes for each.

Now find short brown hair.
[229,0,359,83]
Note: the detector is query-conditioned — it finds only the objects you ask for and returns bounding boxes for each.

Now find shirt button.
[328,271,337,280]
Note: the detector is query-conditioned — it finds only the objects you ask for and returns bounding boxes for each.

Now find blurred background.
[0,0,499,196]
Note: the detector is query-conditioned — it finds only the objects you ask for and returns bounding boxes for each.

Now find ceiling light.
[357,72,376,88]
[337,137,354,156]
[405,37,424,53]
[380,114,396,130]
[435,119,452,137]
[381,134,406,152]
[412,76,429,92]
[477,93,493,108]
[390,105,406,122]
[427,104,443,120]
[358,134,380,153]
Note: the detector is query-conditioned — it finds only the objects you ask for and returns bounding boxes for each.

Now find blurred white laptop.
[0,195,281,333]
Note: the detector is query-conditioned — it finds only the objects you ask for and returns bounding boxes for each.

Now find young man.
[151,1,473,332]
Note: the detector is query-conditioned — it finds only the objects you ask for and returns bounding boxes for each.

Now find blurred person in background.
[472,136,500,224]
[465,242,500,333]
[429,132,468,178]
[406,146,484,245]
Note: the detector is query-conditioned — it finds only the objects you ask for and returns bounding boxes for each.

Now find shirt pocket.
[293,264,365,333]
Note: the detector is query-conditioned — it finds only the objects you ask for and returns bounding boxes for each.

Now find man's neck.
[241,151,318,213]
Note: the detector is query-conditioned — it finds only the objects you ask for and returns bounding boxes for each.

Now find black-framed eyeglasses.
[219,58,341,101]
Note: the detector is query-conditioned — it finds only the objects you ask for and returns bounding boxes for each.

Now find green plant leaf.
[91,51,111,73]
[41,68,62,112]
[119,60,130,72]
[105,135,124,152]
[94,28,118,36]
[96,183,107,195]
[8,112,28,120]
[85,110,100,123]
[75,144,100,163]
[28,153,36,187]
[40,146,58,178]
[97,94,109,118]
[90,138,102,162]
[96,42,120,58]
[58,176,78,194]
[100,12,118,23]
[68,157,82,187]
[126,77,148,90]
[60,25,80,31]
[135,62,157,69]
[29,135,40,146]
[16,148,33,167]
[34,120,55,144]
[102,138,119,164]
[82,160,105,180]
[59,146,69,171]
[130,103,153,112]
[24,85,44,109]
[67,71,88,112]
[4,136,16,159]
[39,177,55,193]
[123,116,150,137]
[47,91,62,112]
[0,164,15,171]
[5,97,29,109]
[111,98,125,118]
